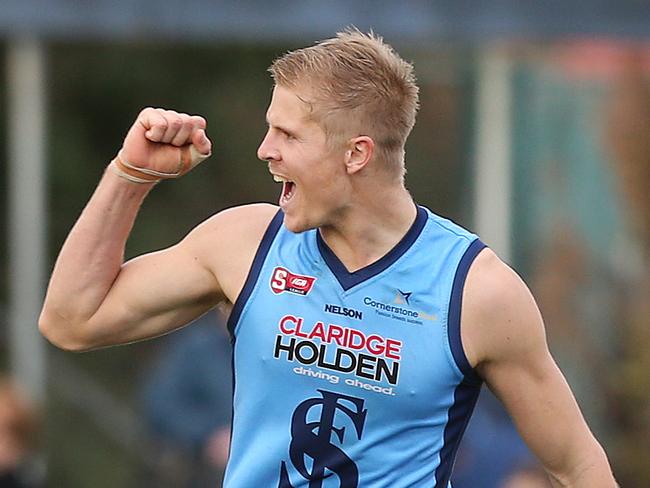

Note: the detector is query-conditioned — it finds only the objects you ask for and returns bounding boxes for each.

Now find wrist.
[109,153,161,185]
[104,163,157,202]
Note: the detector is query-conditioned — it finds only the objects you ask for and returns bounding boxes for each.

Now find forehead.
[266,85,313,124]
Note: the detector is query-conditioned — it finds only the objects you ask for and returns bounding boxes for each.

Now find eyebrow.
[265,117,297,137]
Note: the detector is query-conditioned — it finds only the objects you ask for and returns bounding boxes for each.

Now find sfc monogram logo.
[278,390,367,488]
[271,267,317,296]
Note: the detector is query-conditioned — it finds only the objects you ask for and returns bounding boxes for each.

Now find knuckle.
[191,115,207,128]
[138,107,155,120]
[179,114,193,127]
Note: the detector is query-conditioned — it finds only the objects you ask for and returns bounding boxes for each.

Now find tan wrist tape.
[111,155,160,184]
[119,146,211,178]
[110,146,211,184]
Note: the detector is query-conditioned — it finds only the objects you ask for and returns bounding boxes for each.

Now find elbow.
[547,444,616,487]
[38,310,94,353]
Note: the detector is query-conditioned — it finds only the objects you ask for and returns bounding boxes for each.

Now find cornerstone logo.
[363,291,437,324]
[278,390,367,488]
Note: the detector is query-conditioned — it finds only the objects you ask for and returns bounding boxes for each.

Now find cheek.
[310,165,338,190]
[316,172,348,204]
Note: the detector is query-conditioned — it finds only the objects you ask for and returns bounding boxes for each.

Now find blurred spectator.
[139,310,232,488]
[0,376,41,488]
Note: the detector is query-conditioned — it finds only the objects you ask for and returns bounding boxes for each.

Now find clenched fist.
[112,107,212,183]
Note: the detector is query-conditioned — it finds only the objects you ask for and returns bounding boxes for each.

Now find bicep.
[86,239,222,349]
[81,203,278,350]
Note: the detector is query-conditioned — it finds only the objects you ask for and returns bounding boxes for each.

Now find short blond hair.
[269,28,419,180]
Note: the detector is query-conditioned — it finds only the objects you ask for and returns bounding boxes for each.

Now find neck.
[319,186,417,272]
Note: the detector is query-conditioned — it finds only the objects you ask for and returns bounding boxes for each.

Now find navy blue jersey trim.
[225,343,236,479]
[434,382,482,487]
[448,238,486,384]
[316,205,427,291]
[226,209,284,338]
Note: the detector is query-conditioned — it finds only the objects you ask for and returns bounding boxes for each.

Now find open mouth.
[273,174,296,206]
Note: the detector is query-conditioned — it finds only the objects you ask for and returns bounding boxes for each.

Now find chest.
[233,249,461,415]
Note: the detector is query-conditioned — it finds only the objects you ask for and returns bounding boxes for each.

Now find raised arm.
[39,108,275,351]
[461,249,617,487]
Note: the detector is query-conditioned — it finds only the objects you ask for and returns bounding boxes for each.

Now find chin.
[283,220,311,234]
[282,213,316,234]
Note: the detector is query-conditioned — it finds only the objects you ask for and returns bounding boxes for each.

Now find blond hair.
[269,28,419,181]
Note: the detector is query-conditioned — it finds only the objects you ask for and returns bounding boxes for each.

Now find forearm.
[40,166,153,340]
[40,108,213,350]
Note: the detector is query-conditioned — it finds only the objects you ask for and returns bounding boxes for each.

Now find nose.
[257,130,281,162]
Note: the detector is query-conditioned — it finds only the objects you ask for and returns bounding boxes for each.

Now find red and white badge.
[270,267,316,296]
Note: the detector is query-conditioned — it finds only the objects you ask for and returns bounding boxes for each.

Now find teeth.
[273,174,295,185]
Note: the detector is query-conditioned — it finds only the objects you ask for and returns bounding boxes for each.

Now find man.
[39,29,616,487]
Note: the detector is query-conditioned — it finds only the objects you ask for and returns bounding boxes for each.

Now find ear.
[344,136,374,175]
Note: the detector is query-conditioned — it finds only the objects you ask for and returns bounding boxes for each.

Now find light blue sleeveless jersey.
[225,205,486,488]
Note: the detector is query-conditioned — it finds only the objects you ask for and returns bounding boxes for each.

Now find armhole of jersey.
[226,209,284,339]
[447,238,486,385]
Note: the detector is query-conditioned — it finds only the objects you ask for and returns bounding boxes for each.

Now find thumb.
[179,129,212,173]
[192,129,212,156]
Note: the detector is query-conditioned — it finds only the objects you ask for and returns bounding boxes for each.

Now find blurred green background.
[1,3,650,486]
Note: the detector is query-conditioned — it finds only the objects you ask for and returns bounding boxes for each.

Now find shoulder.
[461,247,548,372]
[182,203,281,303]
[181,202,280,262]
[192,203,280,240]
